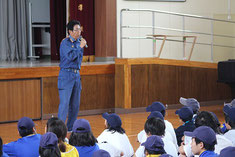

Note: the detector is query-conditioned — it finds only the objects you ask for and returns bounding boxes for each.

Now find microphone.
[79,36,88,48]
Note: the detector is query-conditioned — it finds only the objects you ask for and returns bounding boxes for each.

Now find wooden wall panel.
[177,67,231,102]
[95,0,116,57]
[203,68,231,100]
[96,74,115,109]
[105,0,116,57]
[129,64,231,108]
[131,65,149,108]
[81,64,115,75]
[177,66,193,98]
[0,79,41,122]
[115,65,125,108]
[177,67,202,100]
[78,74,116,110]
[94,0,105,56]
[190,68,207,100]
[42,77,59,114]
[148,64,179,106]
[80,75,98,110]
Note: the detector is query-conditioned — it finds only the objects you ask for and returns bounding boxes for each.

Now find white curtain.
[0,0,27,61]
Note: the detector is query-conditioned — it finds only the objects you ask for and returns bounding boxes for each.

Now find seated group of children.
[1,112,134,157]
[136,97,235,157]
[1,97,235,157]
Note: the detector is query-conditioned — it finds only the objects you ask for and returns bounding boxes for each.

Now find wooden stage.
[0,58,231,123]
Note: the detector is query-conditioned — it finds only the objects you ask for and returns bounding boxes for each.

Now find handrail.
[121,9,235,24]
[120,8,235,61]
[122,25,235,39]
[122,36,235,49]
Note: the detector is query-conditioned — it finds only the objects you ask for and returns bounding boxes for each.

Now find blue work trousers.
[58,69,82,131]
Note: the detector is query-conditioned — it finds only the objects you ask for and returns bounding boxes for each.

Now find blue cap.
[141,135,164,152]
[17,117,35,131]
[184,126,217,145]
[92,149,111,157]
[160,154,173,157]
[102,112,122,128]
[147,111,164,120]
[180,97,200,112]
[219,146,235,157]
[175,106,193,120]
[223,105,235,122]
[72,119,91,133]
[146,102,165,113]
[40,132,58,149]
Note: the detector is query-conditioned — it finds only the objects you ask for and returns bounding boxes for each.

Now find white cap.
[224,99,235,107]
[179,97,200,112]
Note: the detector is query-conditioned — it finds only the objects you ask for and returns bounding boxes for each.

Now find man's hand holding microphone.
[79,36,88,48]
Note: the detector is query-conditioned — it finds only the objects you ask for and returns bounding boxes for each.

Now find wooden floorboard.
[0,105,225,151]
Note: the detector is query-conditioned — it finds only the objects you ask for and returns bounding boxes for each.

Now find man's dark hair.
[66,20,81,34]
[225,114,235,129]
[106,123,125,134]
[194,137,216,151]
[144,148,166,155]
[19,127,34,137]
[39,146,61,157]
[181,115,193,123]
[144,117,165,136]
[195,111,221,134]
[69,131,97,146]
[47,119,67,152]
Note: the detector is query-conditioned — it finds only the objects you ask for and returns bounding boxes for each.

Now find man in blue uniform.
[58,20,86,131]
[3,117,41,157]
